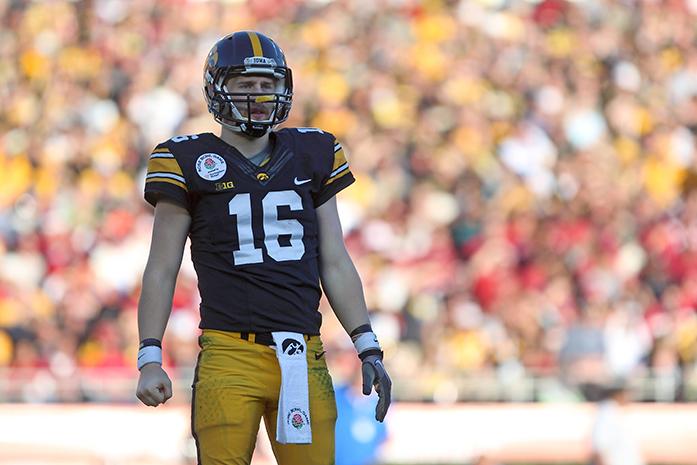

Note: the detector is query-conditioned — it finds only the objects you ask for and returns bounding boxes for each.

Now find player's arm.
[136,198,191,407]
[316,196,391,422]
[316,196,370,332]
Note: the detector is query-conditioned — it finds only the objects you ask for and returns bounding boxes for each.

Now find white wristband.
[352,331,381,355]
[137,345,162,370]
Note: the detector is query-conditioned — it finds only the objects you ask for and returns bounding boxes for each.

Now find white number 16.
[228,190,305,265]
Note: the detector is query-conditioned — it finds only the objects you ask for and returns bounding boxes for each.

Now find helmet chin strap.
[218,118,272,138]
[239,122,270,138]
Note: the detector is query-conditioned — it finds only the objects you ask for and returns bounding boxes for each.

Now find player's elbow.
[319,236,352,267]
[320,253,361,288]
[319,248,349,277]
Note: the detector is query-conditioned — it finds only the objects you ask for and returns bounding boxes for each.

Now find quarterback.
[135,31,391,465]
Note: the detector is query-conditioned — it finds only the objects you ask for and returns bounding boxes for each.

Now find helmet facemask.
[205,61,293,138]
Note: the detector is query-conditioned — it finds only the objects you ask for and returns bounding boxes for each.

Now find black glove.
[359,349,392,422]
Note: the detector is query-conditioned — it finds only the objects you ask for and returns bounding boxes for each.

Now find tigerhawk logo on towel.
[281,338,304,356]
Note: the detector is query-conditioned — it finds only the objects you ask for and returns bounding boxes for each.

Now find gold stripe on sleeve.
[152,148,172,154]
[333,148,348,171]
[148,158,184,176]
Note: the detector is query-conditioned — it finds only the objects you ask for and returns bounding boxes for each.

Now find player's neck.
[219,127,271,159]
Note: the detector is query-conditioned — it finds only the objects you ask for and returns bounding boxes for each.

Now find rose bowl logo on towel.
[196,153,226,181]
[281,338,304,356]
[287,407,309,430]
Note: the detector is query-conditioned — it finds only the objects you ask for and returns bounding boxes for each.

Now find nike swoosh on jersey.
[314,351,326,360]
[294,177,312,185]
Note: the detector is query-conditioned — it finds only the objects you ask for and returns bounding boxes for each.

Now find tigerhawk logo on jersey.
[281,338,304,356]
[196,153,227,180]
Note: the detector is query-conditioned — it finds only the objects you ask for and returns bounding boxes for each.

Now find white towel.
[272,331,312,444]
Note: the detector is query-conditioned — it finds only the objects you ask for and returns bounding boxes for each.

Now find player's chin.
[250,112,271,121]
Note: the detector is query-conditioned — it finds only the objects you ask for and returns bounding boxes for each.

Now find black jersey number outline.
[228,190,305,265]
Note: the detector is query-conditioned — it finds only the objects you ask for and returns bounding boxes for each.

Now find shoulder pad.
[161,133,207,149]
[278,127,336,148]
[293,127,327,135]
[288,127,334,140]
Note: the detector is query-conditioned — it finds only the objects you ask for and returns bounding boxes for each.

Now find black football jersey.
[143,128,355,334]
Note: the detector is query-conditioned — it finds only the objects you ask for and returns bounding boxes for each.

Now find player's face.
[225,75,277,121]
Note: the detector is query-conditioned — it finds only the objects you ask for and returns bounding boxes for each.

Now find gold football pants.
[192,329,337,465]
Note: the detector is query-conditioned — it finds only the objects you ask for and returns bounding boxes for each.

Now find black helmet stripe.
[246,31,264,57]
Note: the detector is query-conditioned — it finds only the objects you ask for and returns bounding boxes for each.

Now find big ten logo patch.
[215,181,234,191]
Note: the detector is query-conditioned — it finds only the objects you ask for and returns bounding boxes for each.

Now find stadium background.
[2,0,697,463]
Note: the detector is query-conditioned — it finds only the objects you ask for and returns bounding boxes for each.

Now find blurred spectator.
[590,378,645,465]
[1,0,697,402]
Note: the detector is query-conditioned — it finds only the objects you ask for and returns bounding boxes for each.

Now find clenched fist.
[136,364,173,407]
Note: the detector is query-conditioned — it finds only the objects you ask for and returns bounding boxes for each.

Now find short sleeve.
[313,138,355,207]
[143,144,189,208]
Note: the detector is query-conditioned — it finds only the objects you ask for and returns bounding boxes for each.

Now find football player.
[135,31,391,465]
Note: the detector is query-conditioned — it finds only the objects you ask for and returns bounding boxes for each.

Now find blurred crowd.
[2,0,697,403]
